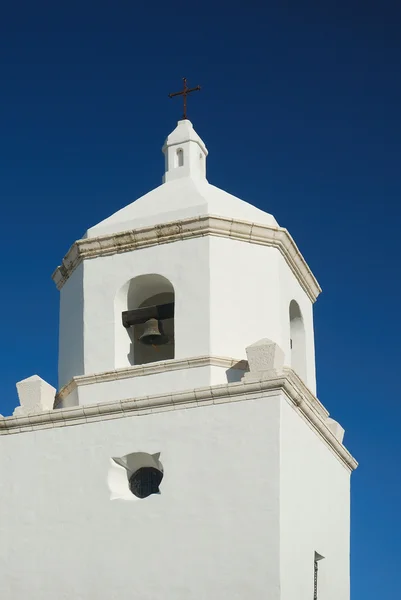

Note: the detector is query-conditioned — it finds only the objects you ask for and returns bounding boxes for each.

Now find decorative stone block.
[244,339,285,381]
[14,375,56,416]
[326,418,345,443]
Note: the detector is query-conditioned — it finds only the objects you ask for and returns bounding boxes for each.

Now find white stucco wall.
[209,237,281,359]
[280,399,351,600]
[0,396,281,600]
[58,237,211,390]
[209,236,316,393]
[58,234,317,402]
[58,262,84,387]
[277,252,317,394]
[92,238,211,373]
[86,179,278,235]
[72,365,244,408]
[0,391,352,599]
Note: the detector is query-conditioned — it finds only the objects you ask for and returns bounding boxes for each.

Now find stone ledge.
[52,215,321,302]
[0,367,357,472]
[55,355,248,406]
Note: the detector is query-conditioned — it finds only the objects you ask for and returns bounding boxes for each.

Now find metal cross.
[168,77,201,120]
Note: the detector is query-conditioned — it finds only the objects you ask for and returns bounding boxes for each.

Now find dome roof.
[86,120,278,238]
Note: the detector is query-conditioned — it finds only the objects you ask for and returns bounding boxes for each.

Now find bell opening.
[115,274,175,368]
[125,276,175,366]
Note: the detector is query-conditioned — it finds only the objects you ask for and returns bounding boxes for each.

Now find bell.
[139,318,169,346]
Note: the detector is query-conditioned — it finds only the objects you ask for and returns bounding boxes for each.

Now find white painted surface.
[0,392,351,599]
[58,262,84,387]
[289,299,307,382]
[58,233,316,403]
[209,236,317,393]
[59,236,208,389]
[280,399,351,600]
[0,395,281,600]
[162,119,208,183]
[88,237,211,372]
[14,375,56,416]
[86,119,277,238]
[70,365,243,408]
[86,177,278,236]
[277,251,317,393]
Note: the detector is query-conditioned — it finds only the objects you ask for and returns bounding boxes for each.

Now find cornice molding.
[55,355,248,406]
[52,215,321,302]
[0,367,357,472]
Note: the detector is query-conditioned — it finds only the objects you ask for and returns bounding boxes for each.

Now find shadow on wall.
[226,361,249,384]
[115,274,175,369]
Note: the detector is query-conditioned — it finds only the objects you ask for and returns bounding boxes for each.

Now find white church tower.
[0,116,357,600]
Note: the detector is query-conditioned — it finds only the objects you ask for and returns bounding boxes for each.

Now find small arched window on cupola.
[289,300,307,383]
[115,274,175,368]
[175,147,184,167]
[199,152,205,176]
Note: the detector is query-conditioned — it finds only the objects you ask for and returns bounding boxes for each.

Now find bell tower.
[53,118,321,408]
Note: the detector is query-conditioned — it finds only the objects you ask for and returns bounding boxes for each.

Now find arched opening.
[289,300,307,382]
[199,152,205,176]
[118,274,175,367]
[175,148,184,167]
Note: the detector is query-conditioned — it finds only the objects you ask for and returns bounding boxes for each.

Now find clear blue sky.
[0,1,399,596]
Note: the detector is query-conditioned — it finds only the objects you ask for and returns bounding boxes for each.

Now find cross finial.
[168,77,201,120]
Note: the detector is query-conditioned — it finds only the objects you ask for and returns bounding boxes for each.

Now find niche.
[289,300,307,382]
[175,148,184,167]
[107,451,164,502]
[124,274,175,366]
[199,152,205,176]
